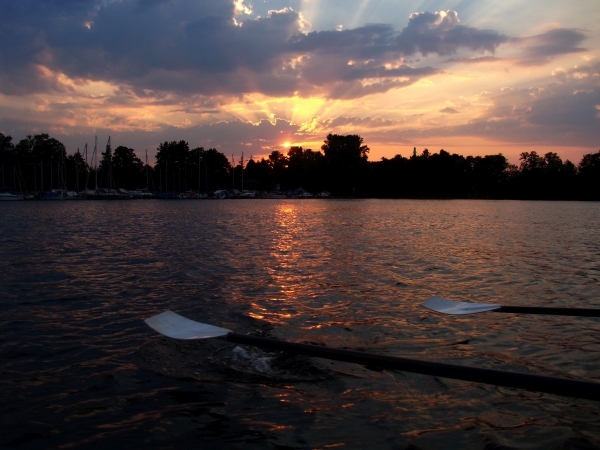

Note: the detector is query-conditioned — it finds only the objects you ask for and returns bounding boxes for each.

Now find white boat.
[293,187,313,198]
[212,190,228,199]
[0,192,24,201]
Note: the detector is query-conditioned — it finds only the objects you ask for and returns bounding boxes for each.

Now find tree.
[268,150,288,189]
[578,150,600,200]
[112,146,143,189]
[578,150,600,178]
[243,157,271,191]
[156,141,190,167]
[197,148,231,191]
[519,151,545,172]
[97,138,115,189]
[321,134,369,195]
[189,147,205,191]
[367,154,410,198]
[155,141,190,191]
[0,132,15,159]
[0,133,16,188]
[286,146,326,193]
[468,154,510,198]
[423,149,468,197]
[66,149,89,191]
[14,134,67,192]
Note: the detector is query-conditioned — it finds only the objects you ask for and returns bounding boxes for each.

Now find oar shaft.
[226,333,600,401]
[498,306,600,317]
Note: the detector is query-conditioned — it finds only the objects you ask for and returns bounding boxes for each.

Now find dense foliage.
[0,132,599,200]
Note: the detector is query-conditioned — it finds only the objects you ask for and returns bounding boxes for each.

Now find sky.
[0,0,598,165]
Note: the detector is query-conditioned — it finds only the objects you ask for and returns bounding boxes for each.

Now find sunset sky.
[0,0,598,164]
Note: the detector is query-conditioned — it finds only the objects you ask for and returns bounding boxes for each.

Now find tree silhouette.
[14,134,67,192]
[578,150,600,200]
[1,130,599,200]
[112,146,144,189]
[322,134,369,196]
[268,150,288,190]
[286,146,326,193]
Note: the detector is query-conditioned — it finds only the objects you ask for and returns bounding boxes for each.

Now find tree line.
[0,131,599,200]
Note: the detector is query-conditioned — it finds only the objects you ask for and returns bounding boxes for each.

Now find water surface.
[1,199,599,448]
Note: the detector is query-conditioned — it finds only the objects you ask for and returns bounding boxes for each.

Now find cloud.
[443,56,501,64]
[552,61,600,82]
[0,1,507,100]
[439,107,459,114]
[319,116,401,129]
[396,11,506,56]
[515,28,587,66]
[0,111,305,158]
[432,62,600,146]
[339,60,600,150]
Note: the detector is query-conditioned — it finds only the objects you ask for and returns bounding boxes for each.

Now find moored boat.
[0,192,24,201]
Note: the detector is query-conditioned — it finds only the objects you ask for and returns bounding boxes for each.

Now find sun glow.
[283,142,291,147]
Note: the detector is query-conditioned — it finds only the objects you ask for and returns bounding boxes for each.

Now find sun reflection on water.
[248,203,309,324]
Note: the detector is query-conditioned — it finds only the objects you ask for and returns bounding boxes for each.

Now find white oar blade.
[422,296,502,315]
[144,310,231,340]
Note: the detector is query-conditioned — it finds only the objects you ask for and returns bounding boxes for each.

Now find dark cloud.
[396,11,506,56]
[0,1,506,99]
[443,56,501,64]
[516,28,587,66]
[551,61,600,82]
[439,107,459,114]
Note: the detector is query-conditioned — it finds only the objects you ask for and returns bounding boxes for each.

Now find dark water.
[1,199,599,449]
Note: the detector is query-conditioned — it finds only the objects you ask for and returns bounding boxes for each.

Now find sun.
[283,142,291,148]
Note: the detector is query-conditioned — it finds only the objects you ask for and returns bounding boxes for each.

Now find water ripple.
[1,200,599,448]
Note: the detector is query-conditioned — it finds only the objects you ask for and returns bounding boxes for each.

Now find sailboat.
[1,167,25,200]
[0,192,24,201]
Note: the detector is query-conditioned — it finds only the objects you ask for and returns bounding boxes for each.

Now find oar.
[145,311,600,401]
[422,296,600,317]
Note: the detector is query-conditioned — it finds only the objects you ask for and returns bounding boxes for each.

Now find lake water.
[1,199,599,449]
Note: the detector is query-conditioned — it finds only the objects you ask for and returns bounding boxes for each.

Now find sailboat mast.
[30,139,36,193]
[94,136,98,191]
[60,146,65,194]
[75,148,79,193]
[146,149,149,191]
[106,136,112,190]
[18,163,24,193]
[83,143,88,191]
